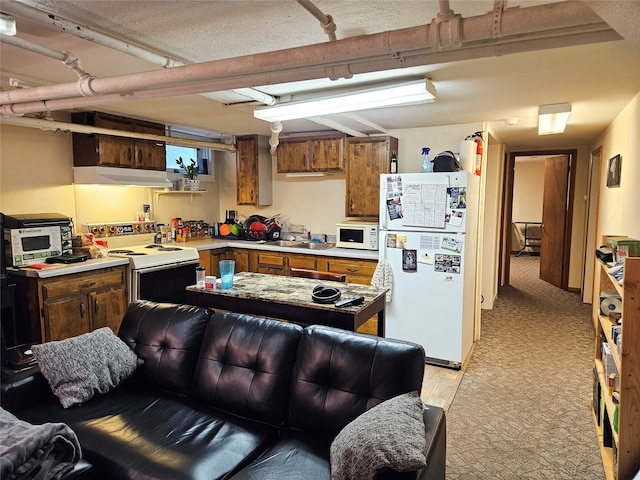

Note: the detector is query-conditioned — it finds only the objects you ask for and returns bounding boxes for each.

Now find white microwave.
[336,222,379,250]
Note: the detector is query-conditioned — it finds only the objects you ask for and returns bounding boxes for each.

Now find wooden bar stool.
[290,268,346,282]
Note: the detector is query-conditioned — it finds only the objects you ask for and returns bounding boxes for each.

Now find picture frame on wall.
[606,154,621,188]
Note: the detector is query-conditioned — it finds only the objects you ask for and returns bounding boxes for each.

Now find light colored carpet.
[445,255,604,479]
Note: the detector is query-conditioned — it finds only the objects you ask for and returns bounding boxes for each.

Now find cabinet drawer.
[255,253,287,269]
[325,258,376,277]
[42,267,126,300]
[288,254,318,270]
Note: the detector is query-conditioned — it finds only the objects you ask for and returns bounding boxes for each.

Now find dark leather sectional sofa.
[2,301,446,480]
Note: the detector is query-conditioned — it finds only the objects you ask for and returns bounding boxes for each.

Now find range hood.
[73,166,172,187]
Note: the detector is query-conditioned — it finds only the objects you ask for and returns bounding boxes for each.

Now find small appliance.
[3,213,73,266]
[336,221,379,250]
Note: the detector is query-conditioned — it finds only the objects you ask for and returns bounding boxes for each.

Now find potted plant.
[176,157,200,191]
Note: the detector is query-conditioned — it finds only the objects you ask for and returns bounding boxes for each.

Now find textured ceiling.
[1,0,639,150]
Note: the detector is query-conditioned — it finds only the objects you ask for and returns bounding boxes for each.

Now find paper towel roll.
[459,140,476,173]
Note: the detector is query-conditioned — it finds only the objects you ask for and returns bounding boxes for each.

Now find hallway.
[444,255,603,479]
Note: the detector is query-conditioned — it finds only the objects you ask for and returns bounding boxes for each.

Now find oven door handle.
[134,259,200,273]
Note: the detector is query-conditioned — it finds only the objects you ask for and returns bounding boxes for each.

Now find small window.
[166,145,211,175]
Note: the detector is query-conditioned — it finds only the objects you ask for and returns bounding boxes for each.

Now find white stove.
[96,232,200,303]
[107,243,199,269]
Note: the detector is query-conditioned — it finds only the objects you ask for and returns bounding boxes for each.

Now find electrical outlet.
[289,224,305,234]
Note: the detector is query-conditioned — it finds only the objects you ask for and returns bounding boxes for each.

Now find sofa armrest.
[376,404,446,480]
[1,365,55,413]
[418,405,446,480]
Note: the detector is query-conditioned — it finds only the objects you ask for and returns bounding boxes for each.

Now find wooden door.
[346,137,396,217]
[310,136,344,171]
[540,155,569,288]
[277,139,309,173]
[44,294,91,341]
[90,286,127,333]
[135,140,166,170]
[236,136,259,205]
[98,135,135,167]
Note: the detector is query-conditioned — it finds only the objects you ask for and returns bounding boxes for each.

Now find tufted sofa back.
[190,312,303,427]
[287,325,425,439]
[118,300,213,395]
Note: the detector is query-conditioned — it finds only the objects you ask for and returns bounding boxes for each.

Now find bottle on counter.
[196,266,206,288]
[421,147,433,173]
[390,150,398,174]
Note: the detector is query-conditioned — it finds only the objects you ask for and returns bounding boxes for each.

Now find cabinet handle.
[346,268,359,273]
[94,299,99,314]
[138,148,143,167]
[128,147,133,163]
[79,282,96,289]
[349,199,354,212]
[80,302,85,318]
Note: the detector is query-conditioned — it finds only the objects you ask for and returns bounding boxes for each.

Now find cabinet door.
[310,136,344,171]
[209,250,227,277]
[345,136,397,218]
[43,294,92,342]
[98,135,135,167]
[253,251,288,275]
[277,139,309,173]
[90,285,127,334]
[135,139,166,170]
[236,136,259,205]
[229,249,250,273]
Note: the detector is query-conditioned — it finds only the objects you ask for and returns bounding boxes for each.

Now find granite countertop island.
[187,272,387,336]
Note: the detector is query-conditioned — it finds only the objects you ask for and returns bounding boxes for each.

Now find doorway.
[501,149,577,290]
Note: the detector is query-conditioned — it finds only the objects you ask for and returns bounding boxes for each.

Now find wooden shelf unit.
[593,253,640,480]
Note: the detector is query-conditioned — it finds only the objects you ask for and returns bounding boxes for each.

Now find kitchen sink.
[265,240,306,247]
[296,242,336,250]
[264,240,335,250]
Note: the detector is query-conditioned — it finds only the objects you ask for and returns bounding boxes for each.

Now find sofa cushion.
[190,312,303,427]
[118,301,213,395]
[288,326,425,439]
[32,327,139,408]
[330,391,427,479]
[230,430,330,480]
[17,386,277,480]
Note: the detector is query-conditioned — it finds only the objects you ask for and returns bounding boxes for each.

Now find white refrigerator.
[378,172,479,368]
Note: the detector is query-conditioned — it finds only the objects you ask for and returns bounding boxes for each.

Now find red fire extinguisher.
[467,131,484,176]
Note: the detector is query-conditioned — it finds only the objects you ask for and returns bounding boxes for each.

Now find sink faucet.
[307,231,311,241]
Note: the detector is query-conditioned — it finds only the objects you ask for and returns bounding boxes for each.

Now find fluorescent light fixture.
[0,13,17,36]
[255,79,436,122]
[285,172,328,178]
[538,103,571,135]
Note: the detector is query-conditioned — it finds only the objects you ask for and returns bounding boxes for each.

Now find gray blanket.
[0,407,81,480]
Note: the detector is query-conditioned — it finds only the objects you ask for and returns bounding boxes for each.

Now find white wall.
[589,91,640,306]
[0,124,220,231]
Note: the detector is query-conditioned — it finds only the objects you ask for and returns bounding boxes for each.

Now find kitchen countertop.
[7,257,130,279]
[184,238,380,260]
[6,238,378,280]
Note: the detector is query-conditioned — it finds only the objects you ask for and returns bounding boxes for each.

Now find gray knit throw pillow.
[330,391,427,480]
[33,327,140,409]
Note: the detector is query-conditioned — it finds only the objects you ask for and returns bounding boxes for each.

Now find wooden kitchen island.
[186,272,386,336]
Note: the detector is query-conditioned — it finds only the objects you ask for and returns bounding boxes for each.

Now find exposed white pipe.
[269,121,283,156]
[296,0,338,41]
[0,2,618,116]
[4,0,278,105]
[0,33,89,78]
[0,116,236,151]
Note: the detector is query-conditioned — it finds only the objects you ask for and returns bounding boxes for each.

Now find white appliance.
[378,172,479,368]
[336,221,379,250]
[104,232,200,303]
